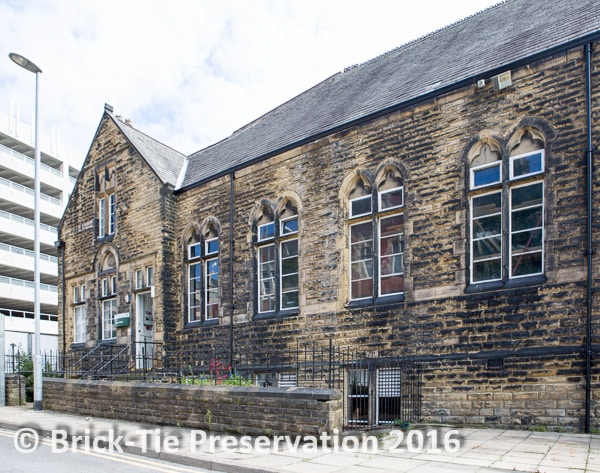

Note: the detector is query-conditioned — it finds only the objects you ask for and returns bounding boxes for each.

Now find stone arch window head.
[187,231,201,260]
[96,164,117,239]
[203,224,219,255]
[347,169,405,302]
[469,142,502,189]
[508,131,545,180]
[468,129,546,286]
[257,208,275,242]
[255,206,276,314]
[101,252,117,272]
[349,178,373,218]
[185,224,220,324]
[277,200,299,311]
[279,201,298,236]
[377,169,404,211]
[254,201,299,315]
[96,163,117,192]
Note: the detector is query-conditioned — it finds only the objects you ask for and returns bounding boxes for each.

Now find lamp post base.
[33,400,43,411]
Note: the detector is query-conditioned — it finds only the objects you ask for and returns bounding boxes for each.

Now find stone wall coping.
[42,377,342,401]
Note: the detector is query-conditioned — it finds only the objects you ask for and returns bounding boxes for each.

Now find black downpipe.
[57,240,66,366]
[62,246,66,357]
[584,42,594,434]
[229,172,235,369]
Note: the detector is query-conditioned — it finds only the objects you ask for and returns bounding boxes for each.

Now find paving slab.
[1,405,598,473]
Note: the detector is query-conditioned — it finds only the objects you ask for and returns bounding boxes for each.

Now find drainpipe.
[229,172,235,369]
[584,42,594,434]
[55,239,66,366]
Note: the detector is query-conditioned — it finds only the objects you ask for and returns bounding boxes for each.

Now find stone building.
[58,0,600,431]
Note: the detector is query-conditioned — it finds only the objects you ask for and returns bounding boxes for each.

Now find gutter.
[175,31,600,193]
[584,42,594,434]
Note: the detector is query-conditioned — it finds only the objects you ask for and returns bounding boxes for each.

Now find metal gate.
[344,357,421,428]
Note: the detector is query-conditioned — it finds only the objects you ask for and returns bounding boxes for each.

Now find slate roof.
[110,112,186,187]
[180,0,600,189]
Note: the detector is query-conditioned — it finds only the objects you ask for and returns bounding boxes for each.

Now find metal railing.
[50,342,163,381]
[0,142,63,177]
[0,307,58,322]
[0,275,58,293]
[0,208,58,235]
[3,348,60,404]
[0,242,58,264]
[0,175,62,207]
[37,341,423,428]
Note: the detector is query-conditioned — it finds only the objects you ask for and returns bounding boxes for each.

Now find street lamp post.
[9,52,43,411]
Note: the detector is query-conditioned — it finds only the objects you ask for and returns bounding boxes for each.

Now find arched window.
[98,250,118,340]
[469,130,545,285]
[96,163,117,239]
[348,168,404,301]
[185,223,220,323]
[255,201,299,315]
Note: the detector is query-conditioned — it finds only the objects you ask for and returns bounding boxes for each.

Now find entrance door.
[135,292,154,370]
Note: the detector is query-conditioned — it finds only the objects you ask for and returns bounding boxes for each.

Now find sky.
[0,0,500,165]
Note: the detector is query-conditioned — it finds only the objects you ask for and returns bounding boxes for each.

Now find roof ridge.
[112,113,186,157]
[344,0,508,72]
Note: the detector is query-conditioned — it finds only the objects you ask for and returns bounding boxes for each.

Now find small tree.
[15,351,34,402]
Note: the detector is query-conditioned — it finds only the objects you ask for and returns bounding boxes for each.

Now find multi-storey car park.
[0,105,81,355]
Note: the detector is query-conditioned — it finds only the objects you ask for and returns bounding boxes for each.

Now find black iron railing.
[4,341,423,427]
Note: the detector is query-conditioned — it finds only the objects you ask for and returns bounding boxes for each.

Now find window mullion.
[501,179,510,283]
[372,211,379,299]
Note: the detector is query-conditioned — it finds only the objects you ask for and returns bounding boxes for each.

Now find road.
[0,428,218,473]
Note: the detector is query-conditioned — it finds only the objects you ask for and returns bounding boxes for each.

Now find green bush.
[15,352,34,402]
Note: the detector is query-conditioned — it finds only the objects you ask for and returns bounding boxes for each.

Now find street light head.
[9,52,42,74]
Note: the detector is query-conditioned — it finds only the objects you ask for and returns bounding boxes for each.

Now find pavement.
[0,405,599,473]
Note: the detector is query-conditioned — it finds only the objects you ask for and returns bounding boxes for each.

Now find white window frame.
[280,216,298,236]
[280,215,299,311]
[258,222,275,242]
[349,220,374,301]
[509,150,545,180]
[509,181,544,279]
[257,242,276,313]
[377,214,404,297]
[74,305,86,344]
[204,237,219,320]
[188,242,201,259]
[73,285,80,304]
[98,197,106,238]
[135,269,144,290]
[349,188,405,301]
[101,298,116,340]
[470,161,502,189]
[101,276,117,297]
[279,235,299,311]
[204,256,219,320]
[470,190,503,284]
[205,238,219,255]
[349,195,372,218]
[378,186,404,212]
[146,266,154,288]
[188,262,202,322]
[108,193,116,235]
[469,148,545,284]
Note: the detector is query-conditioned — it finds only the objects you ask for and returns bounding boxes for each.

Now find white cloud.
[0,0,500,162]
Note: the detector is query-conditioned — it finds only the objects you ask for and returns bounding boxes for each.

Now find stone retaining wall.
[4,374,26,406]
[43,378,343,437]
